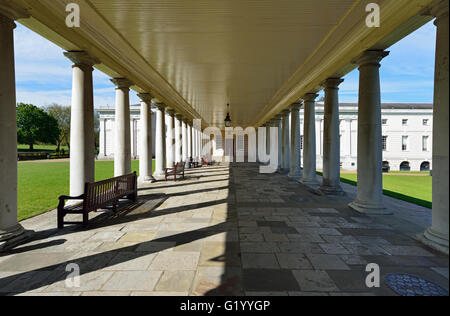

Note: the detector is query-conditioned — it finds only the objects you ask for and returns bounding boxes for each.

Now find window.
[423,119,429,126]
[402,119,408,126]
[382,119,388,125]
[402,136,408,151]
[422,136,429,152]
[382,136,388,151]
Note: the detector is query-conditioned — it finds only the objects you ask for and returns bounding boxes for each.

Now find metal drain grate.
[385,273,449,296]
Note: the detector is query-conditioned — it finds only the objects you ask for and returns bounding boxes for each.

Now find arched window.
[400,161,411,172]
[420,161,431,172]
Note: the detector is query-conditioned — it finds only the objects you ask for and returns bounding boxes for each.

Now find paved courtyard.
[0,163,448,296]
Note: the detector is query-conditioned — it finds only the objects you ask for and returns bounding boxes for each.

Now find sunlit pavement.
[0,163,448,296]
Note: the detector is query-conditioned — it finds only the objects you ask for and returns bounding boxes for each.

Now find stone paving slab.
[0,163,448,296]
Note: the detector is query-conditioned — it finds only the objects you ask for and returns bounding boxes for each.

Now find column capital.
[166,108,175,116]
[154,102,166,111]
[290,102,303,111]
[0,13,15,29]
[303,93,319,102]
[431,0,449,20]
[324,78,344,89]
[270,119,279,127]
[0,3,29,20]
[64,51,100,68]
[354,50,389,68]
[175,114,184,121]
[137,93,154,103]
[110,78,133,90]
[282,109,291,116]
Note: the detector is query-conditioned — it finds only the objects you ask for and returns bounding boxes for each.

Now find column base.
[348,200,392,215]
[288,171,302,180]
[417,228,449,255]
[300,178,320,189]
[278,168,290,175]
[139,175,156,184]
[0,224,33,252]
[319,185,345,196]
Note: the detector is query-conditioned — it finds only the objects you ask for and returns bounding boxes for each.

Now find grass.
[317,172,432,209]
[18,144,69,153]
[17,160,152,221]
[17,161,432,221]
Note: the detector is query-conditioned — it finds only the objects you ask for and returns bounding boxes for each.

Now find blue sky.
[14,20,436,108]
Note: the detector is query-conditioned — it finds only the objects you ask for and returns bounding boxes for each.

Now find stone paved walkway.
[0,163,448,296]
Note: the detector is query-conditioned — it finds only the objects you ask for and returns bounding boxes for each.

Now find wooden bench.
[190,157,200,168]
[57,172,137,229]
[165,162,186,181]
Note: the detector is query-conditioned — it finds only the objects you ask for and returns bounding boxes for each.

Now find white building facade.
[98,103,433,172]
[303,103,433,172]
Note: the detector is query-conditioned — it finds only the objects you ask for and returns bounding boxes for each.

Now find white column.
[320,78,344,195]
[137,93,155,183]
[153,103,167,176]
[99,118,107,158]
[64,52,98,196]
[421,1,449,254]
[0,14,26,249]
[265,123,270,156]
[192,124,197,161]
[174,114,182,163]
[198,127,203,159]
[111,78,133,177]
[273,116,283,172]
[346,119,352,157]
[187,122,192,166]
[182,118,188,163]
[281,110,290,173]
[166,108,175,167]
[349,51,389,214]
[288,103,302,179]
[301,93,319,186]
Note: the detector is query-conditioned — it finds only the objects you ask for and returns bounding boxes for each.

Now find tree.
[46,104,71,152]
[17,103,61,151]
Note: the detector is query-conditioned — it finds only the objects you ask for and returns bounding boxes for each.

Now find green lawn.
[17,160,152,221]
[18,144,69,153]
[338,173,432,209]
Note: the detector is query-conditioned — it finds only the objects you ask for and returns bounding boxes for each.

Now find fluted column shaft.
[166,109,175,167]
[281,110,290,173]
[320,78,344,195]
[182,119,188,163]
[111,78,133,177]
[422,1,449,253]
[301,93,319,185]
[273,117,283,172]
[349,51,389,214]
[288,103,302,178]
[64,52,98,196]
[154,104,167,176]
[174,115,182,163]
[137,93,155,183]
[0,14,25,247]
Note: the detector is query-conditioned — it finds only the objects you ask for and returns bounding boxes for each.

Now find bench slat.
[58,172,137,229]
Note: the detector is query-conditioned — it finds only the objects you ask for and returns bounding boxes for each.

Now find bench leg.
[82,212,89,229]
[57,208,64,229]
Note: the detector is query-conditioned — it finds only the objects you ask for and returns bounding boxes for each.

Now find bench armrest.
[58,194,84,201]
